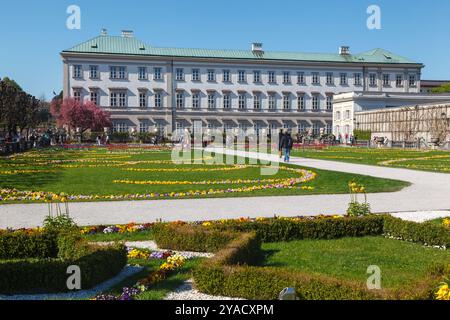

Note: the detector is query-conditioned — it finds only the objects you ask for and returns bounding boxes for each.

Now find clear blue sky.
[0,0,449,99]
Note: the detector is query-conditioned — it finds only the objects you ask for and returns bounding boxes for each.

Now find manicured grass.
[291,147,450,173]
[0,147,409,204]
[261,236,450,290]
[103,257,203,300]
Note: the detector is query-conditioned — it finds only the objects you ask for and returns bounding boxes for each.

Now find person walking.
[278,129,284,159]
[281,131,294,163]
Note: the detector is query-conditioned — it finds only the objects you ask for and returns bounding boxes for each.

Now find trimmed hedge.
[0,230,59,259]
[211,215,385,242]
[0,230,127,295]
[0,244,127,294]
[152,224,237,252]
[383,215,450,248]
[193,232,381,300]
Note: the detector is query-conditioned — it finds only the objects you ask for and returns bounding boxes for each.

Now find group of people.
[95,134,110,146]
[278,130,295,162]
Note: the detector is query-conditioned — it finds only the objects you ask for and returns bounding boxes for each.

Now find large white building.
[61,30,423,137]
[333,92,450,141]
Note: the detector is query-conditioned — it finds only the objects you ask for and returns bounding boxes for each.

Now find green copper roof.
[63,35,420,65]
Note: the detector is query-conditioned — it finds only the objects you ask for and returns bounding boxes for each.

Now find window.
[155,122,165,136]
[268,94,276,110]
[369,73,377,87]
[110,91,126,107]
[396,75,403,87]
[283,72,291,84]
[114,122,128,133]
[118,92,126,107]
[312,72,320,85]
[238,70,246,83]
[110,92,117,107]
[192,69,200,81]
[268,71,276,84]
[139,92,147,108]
[154,92,162,108]
[139,122,149,133]
[154,68,162,80]
[326,123,332,135]
[345,110,351,120]
[312,94,320,111]
[223,93,231,109]
[253,71,261,83]
[297,123,306,134]
[138,67,147,80]
[297,72,305,84]
[90,90,98,105]
[283,94,290,110]
[326,95,333,111]
[176,92,184,109]
[73,65,82,79]
[326,73,334,85]
[340,73,347,85]
[312,124,320,136]
[253,93,261,110]
[192,92,200,109]
[73,89,82,102]
[223,70,230,82]
[409,75,417,87]
[207,69,216,82]
[383,74,390,87]
[238,93,246,110]
[354,73,362,86]
[335,111,341,120]
[207,93,216,109]
[89,65,98,79]
[175,68,184,81]
[110,66,126,79]
[297,94,305,111]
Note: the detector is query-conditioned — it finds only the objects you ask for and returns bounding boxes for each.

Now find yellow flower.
[436,283,450,300]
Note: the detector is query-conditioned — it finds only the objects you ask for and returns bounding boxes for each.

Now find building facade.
[61,30,424,137]
[333,92,450,141]
[420,80,450,94]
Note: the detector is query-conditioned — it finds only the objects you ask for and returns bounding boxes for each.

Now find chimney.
[339,46,350,55]
[122,30,134,38]
[100,28,108,36]
[252,43,264,55]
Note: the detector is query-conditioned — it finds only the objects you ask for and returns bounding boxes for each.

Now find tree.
[53,97,111,134]
[432,83,450,94]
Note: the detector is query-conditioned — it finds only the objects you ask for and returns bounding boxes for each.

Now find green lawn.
[291,147,450,173]
[261,237,450,290]
[0,147,409,204]
[103,257,203,300]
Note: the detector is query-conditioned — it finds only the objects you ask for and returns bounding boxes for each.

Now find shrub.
[43,214,77,233]
[0,230,59,260]
[0,228,127,294]
[211,216,385,242]
[0,244,127,294]
[110,132,130,143]
[347,202,371,217]
[353,130,372,141]
[152,224,236,252]
[383,215,450,248]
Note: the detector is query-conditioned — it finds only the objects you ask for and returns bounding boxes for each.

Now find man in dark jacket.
[278,129,284,158]
[280,132,294,162]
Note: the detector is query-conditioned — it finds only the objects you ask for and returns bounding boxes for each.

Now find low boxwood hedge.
[211,215,385,242]
[193,232,384,300]
[152,224,237,252]
[0,229,127,295]
[383,215,449,248]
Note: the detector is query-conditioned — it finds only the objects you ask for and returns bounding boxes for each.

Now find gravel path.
[165,279,244,301]
[0,266,144,301]
[1,148,450,229]
[391,210,450,223]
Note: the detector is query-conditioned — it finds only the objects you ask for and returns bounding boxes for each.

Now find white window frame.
[192,92,200,109]
[383,74,390,87]
[73,89,82,102]
[326,95,333,111]
[138,67,147,80]
[312,72,320,85]
[154,92,163,108]
[207,69,216,82]
[297,94,305,111]
[409,75,417,87]
[192,69,200,81]
[207,93,216,109]
[297,72,305,84]
[396,74,404,87]
[268,94,276,110]
[354,73,362,86]
[369,73,377,87]
[283,94,291,110]
[223,93,231,109]
[139,91,147,108]
[238,70,246,83]
[73,65,82,79]
[312,94,320,111]
[176,92,185,109]
[223,70,231,82]
[175,68,184,81]
[90,90,98,105]
[269,71,276,84]
[139,122,149,133]
[340,73,348,85]
[253,93,261,110]
[238,93,246,110]
[154,67,162,80]
[89,65,98,79]
[283,72,291,84]
[253,71,261,83]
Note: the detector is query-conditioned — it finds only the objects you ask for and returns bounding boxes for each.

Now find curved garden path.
[1,147,449,229]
